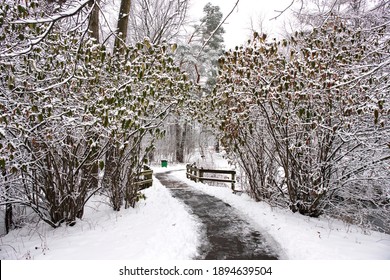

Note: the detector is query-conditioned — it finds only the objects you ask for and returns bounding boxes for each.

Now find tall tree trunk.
[175,122,187,163]
[5,202,13,234]
[215,139,220,153]
[114,0,131,52]
[87,1,101,191]
[80,2,101,197]
[89,0,100,42]
[2,170,13,234]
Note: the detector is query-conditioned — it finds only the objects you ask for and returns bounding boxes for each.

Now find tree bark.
[114,0,131,52]
[175,122,187,163]
[5,202,13,234]
[89,0,100,42]
[2,170,13,234]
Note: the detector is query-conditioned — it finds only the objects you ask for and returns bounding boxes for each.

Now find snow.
[171,170,390,260]
[0,179,201,260]
[1,153,390,260]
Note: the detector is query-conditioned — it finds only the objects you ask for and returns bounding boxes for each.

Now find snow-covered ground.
[1,152,390,260]
[170,169,390,260]
[0,177,201,260]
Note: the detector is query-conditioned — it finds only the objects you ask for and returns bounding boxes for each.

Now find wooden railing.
[135,165,153,190]
[186,163,236,191]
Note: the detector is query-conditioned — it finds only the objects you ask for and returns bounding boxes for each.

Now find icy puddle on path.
[155,171,281,260]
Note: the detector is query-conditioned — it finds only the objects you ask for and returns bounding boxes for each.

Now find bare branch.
[12,0,91,24]
[270,0,295,21]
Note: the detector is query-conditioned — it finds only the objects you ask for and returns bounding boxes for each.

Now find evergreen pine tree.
[198,3,225,91]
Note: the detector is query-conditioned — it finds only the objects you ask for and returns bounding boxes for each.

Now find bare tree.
[128,0,189,44]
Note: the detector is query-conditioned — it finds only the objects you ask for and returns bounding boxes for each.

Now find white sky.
[189,0,294,48]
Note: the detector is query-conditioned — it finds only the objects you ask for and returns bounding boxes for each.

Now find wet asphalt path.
[155,171,280,260]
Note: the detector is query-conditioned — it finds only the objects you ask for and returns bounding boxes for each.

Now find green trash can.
[161,160,168,168]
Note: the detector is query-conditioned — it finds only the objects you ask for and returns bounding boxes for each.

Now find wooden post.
[191,165,194,181]
[199,168,204,183]
[145,167,152,188]
[231,172,236,191]
[190,164,193,182]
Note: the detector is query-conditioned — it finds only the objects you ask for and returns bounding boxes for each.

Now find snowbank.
[0,178,201,260]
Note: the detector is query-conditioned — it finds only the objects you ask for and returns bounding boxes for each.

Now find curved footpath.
[155,171,281,260]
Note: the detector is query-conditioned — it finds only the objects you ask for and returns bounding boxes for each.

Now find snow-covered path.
[1,164,389,260]
[155,171,282,260]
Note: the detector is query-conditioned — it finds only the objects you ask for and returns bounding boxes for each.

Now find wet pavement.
[155,171,280,260]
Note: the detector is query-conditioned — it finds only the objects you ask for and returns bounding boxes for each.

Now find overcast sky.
[189,0,294,49]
